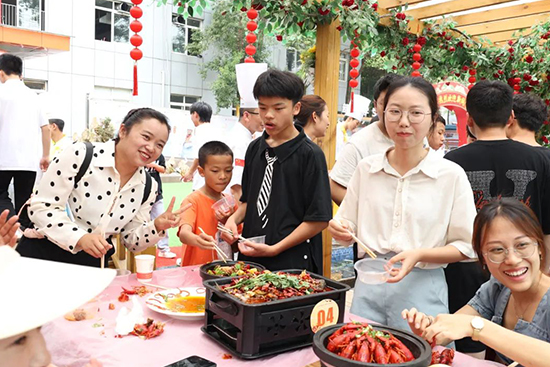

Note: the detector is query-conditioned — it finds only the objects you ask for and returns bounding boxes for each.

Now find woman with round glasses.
[329,77,476,329]
[404,198,550,366]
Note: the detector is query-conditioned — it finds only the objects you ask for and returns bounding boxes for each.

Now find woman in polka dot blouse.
[16,108,189,267]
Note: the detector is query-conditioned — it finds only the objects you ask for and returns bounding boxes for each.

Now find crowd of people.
[2,48,550,367]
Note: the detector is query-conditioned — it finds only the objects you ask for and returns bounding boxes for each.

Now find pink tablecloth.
[43,266,505,367]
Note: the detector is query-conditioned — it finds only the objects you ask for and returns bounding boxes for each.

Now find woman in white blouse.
[16,108,187,267]
[329,77,477,329]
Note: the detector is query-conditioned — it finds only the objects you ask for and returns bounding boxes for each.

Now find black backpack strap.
[141,171,152,205]
[74,142,93,188]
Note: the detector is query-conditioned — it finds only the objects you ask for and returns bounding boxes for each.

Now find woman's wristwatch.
[470,316,485,341]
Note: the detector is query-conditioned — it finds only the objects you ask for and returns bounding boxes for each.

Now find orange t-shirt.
[178,191,240,266]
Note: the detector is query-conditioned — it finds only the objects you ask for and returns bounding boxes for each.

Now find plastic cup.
[211,196,236,215]
[115,269,131,283]
[354,258,401,285]
[135,254,155,283]
[161,268,187,288]
[240,235,266,252]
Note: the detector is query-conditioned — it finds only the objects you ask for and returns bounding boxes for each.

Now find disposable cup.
[161,268,187,288]
[240,235,266,252]
[211,196,236,214]
[354,258,401,285]
[115,269,131,283]
[135,254,155,283]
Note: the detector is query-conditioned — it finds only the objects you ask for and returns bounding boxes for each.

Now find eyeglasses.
[483,242,539,264]
[384,108,431,124]
[247,111,260,115]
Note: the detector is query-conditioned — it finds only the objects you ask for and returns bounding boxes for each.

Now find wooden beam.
[439,0,550,27]
[459,12,550,36]
[314,20,341,279]
[378,0,428,9]
[378,6,425,34]
[481,29,531,43]
[406,0,515,20]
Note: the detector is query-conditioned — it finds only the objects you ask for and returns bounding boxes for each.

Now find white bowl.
[145,287,205,320]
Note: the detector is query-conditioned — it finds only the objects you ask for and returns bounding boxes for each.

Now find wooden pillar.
[314,20,341,278]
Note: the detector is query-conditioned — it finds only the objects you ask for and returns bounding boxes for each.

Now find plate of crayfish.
[313,321,432,366]
[145,287,206,320]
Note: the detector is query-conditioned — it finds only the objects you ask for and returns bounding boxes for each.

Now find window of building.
[1,0,45,31]
[24,78,47,93]
[286,48,302,72]
[339,57,348,82]
[170,94,199,111]
[172,14,202,56]
[95,0,131,43]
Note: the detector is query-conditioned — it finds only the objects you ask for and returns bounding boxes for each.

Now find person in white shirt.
[428,115,447,158]
[16,108,189,267]
[295,95,330,140]
[0,54,50,229]
[328,77,476,330]
[49,118,72,160]
[183,101,222,191]
[330,74,403,205]
[224,62,267,201]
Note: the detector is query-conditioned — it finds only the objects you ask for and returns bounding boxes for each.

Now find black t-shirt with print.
[445,139,550,234]
[238,127,332,274]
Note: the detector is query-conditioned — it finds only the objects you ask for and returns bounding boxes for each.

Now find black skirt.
[17,236,115,268]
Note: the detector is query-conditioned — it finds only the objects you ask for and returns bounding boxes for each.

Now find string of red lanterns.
[349,36,360,112]
[129,0,143,96]
[411,42,422,77]
[245,8,258,63]
[468,67,476,90]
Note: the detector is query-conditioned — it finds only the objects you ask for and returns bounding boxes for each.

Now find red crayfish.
[117,286,151,302]
[431,348,455,365]
[326,322,415,364]
[130,318,165,340]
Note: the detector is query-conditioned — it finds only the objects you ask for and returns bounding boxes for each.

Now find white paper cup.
[135,254,155,283]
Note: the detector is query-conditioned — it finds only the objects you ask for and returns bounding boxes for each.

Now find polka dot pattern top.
[29,140,164,254]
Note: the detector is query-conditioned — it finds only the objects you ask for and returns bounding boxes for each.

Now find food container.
[211,195,236,214]
[313,323,431,367]
[201,270,350,359]
[239,235,266,251]
[354,258,401,285]
[160,268,188,288]
[199,260,266,282]
[115,269,131,283]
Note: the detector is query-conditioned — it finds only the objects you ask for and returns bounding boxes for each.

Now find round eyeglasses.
[483,242,539,264]
[384,109,431,124]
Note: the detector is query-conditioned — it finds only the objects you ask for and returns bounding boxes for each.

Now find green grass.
[161,181,193,247]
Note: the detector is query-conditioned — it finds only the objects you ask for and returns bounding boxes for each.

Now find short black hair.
[115,108,170,143]
[373,73,404,102]
[436,115,446,125]
[513,93,548,132]
[0,54,23,76]
[239,108,258,119]
[190,101,212,123]
[466,80,513,129]
[198,141,233,168]
[49,119,65,132]
[253,69,305,105]
[383,77,438,125]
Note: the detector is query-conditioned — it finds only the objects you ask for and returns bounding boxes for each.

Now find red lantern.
[130,20,142,33]
[247,8,258,20]
[130,6,143,19]
[129,3,143,96]
[130,48,143,61]
[247,21,258,32]
[350,48,360,58]
[413,44,422,53]
[246,33,257,44]
[349,79,359,88]
[130,34,143,47]
[411,71,421,77]
[413,53,421,61]
[350,68,359,79]
[350,58,359,68]
[411,43,422,76]
[412,61,421,70]
[245,56,255,63]
[245,44,257,56]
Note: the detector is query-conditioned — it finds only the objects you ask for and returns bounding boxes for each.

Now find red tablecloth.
[42,266,505,367]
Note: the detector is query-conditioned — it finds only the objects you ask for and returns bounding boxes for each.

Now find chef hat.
[344,94,371,122]
[0,246,115,339]
[236,62,268,109]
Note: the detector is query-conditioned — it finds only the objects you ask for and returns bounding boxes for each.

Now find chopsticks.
[216,223,247,242]
[507,362,519,367]
[336,220,377,259]
[198,227,228,263]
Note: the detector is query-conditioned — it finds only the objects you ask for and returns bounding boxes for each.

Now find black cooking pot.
[199,260,266,282]
[313,323,432,367]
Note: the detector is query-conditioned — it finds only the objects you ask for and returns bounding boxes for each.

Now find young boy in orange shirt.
[178,141,237,266]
